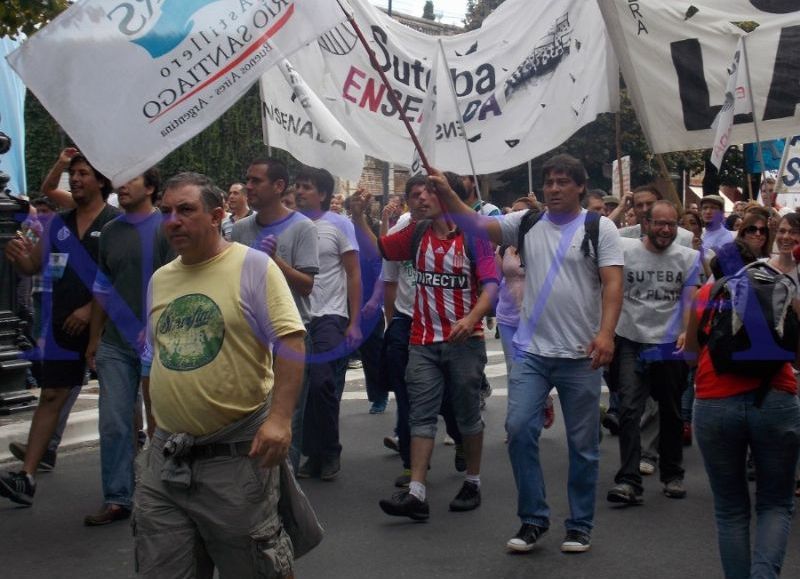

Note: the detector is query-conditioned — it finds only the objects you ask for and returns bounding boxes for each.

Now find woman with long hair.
[736,213,771,259]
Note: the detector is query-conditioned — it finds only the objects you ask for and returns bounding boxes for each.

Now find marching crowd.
[2,149,800,578]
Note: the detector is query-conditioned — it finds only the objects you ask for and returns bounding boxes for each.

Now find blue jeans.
[695,390,800,579]
[506,352,601,533]
[96,341,141,508]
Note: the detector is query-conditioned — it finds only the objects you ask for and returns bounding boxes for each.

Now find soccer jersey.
[380,222,497,345]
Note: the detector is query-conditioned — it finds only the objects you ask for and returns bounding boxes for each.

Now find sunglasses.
[743,226,769,236]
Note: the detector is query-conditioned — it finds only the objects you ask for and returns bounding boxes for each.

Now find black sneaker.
[394,469,411,488]
[506,523,548,552]
[379,490,430,521]
[9,442,57,472]
[449,481,481,512]
[607,482,643,505]
[0,471,35,506]
[297,456,321,479]
[320,455,341,481]
[454,444,466,472]
[383,436,400,453]
[561,529,591,553]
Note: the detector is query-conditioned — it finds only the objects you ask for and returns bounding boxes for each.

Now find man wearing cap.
[700,195,733,253]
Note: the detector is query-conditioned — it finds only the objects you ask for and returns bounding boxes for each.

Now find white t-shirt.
[616,238,701,344]
[619,224,694,248]
[309,212,359,319]
[382,216,415,317]
[499,209,624,358]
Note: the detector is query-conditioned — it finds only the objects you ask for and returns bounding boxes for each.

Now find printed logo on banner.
[504,13,571,101]
[318,23,358,56]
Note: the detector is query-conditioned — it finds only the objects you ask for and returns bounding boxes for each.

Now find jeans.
[497,323,516,376]
[613,337,686,492]
[359,314,387,404]
[506,352,601,533]
[695,390,800,579]
[96,340,141,508]
[303,315,348,459]
[385,315,412,469]
[681,368,696,422]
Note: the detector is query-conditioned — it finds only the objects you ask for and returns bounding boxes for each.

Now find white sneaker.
[443,435,455,446]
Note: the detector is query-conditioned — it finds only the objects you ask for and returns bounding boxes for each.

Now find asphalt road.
[2,380,800,579]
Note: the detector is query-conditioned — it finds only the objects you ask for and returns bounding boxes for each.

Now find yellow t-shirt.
[147,243,304,435]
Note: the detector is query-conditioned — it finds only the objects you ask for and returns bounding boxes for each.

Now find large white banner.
[260,59,364,181]
[7,0,346,185]
[261,0,618,175]
[598,0,800,154]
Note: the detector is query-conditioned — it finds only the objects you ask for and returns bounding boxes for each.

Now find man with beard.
[606,200,701,505]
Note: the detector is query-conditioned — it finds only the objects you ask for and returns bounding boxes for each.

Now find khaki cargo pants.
[132,440,293,578]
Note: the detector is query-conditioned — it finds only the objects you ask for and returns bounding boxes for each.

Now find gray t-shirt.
[499,209,624,358]
[619,223,694,248]
[615,237,701,345]
[310,212,359,320]
[232,211,319,324]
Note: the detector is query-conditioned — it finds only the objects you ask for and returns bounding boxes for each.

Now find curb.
[0,409,99,463]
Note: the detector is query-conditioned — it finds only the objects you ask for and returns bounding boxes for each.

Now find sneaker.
[383,436,400,453]
[9,442,57,472]
[454,444,466,473]
[297,456,321,479]
[449,481,481,511]
[0,471,35,506]
[663,479,687,499]
[379,490,430,521]
[602,411,620,435]
[639,458,656,476]
[560,529,591,553]
[394,469,411,488]
[506,523,548,552]
[443,435,455,446]
[544,396,555,430]
[347,358,363,370]
[84,504,132,526]
[607,482,643,505]
[320,455,341,481]
[682,421,693,446]
[369,399,388,414]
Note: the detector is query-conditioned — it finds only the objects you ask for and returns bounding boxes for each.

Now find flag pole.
[527,160,533,196]
[437,39,482,202]
[740,35,766,201]
[340,2,432,174]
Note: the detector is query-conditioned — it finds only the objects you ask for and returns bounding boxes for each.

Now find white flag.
[7,1,347,185]
[410,46,441,175]
[261,60,364,181]
[710,37,751,169]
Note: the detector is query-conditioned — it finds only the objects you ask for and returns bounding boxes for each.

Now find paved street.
[2,360,800,578]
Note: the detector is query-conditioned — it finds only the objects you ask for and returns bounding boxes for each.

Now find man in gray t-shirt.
[607,200,700,507]
[618,185,694,248]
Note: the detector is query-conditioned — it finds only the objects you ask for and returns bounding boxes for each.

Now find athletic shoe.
[560,529,591,553]
[383,436,400,453]
[544,395,555,429]
[449,481,481,511]
[454,444,467,472]
[84,504,132,526]
[602,411,620,435]
[347,358,363,370]
[663,479,687,499]
[379,490,430,521]
[639,458,656,476]
[297,456,321,479]
[9,442,56,472]
[369,399,388,414]
[506,524,548,552]
[607,482,643,505]
[320,455,341,481]
[394,469,411,488]
[682,421,693,446]
[0,471,35,506]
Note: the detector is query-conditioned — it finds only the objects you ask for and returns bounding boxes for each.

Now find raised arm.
[41,148,79,209]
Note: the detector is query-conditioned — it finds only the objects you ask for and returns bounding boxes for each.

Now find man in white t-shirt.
[606,200,700,506]
[618,185,694,248]
[294,166,361,482]
[430,154,624,554]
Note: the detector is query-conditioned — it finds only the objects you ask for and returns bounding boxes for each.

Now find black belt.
[189,441,252,460]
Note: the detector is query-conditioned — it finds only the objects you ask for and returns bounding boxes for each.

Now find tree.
[464,0,505,30]
[422,1,435,21]
[0,1,69,39]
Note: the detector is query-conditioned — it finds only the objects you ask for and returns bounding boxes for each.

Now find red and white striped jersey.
[380,222,497,345]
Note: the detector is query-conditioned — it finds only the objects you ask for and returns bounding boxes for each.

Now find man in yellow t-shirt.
[136,172,306,579]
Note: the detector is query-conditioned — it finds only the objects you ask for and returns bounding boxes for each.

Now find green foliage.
[464,0,506,30]
[423,1,435,21]
[0,0,69,39]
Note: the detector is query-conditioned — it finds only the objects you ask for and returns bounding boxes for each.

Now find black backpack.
[697,261,799,406]
[516,210,601,268]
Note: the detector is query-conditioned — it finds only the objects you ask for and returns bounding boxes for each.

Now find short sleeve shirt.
[309,212,359,320]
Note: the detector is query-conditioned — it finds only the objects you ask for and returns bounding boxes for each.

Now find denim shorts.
[405,337,487,439]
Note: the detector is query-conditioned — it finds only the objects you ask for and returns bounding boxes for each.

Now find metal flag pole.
[741,35,767,203]
[437,38,482,202]
[527,160,533,196]
[338,0,432,174]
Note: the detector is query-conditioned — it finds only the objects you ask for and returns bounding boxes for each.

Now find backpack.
[517,210,601,268]
[697,261,799,406]
[410,219,477,268]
